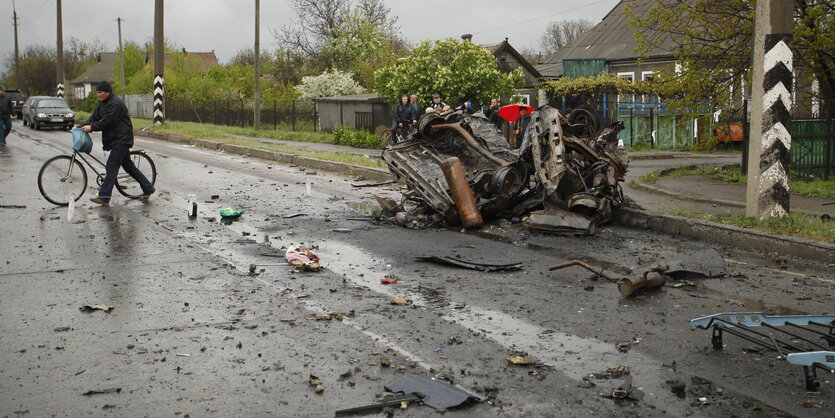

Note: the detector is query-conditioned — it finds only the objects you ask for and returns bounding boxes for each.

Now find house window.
[642,71,657,104]
[617,72,635,103]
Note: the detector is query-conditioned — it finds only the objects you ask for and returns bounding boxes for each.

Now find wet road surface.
[1,121,833,416]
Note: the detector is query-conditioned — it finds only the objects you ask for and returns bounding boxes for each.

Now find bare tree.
[540,19,594,55]
[271,0,400,70]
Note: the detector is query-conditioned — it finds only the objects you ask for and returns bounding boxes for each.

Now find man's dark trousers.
[0,118,11,145]
[98,144,153,198]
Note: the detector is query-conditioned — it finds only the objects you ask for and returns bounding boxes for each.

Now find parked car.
[2,89,26,119]
[23,96,74,130]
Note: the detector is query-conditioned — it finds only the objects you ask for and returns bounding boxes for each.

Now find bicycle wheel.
[115,151,157,198]
[38,155,88,206]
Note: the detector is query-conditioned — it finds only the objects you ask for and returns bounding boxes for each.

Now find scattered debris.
[417,256,522,272]
[283,213,306,219]
[0,205,27,209]
[380,106,628,234]
[668,380,686,399]
[379,357,391,367]
[309,375,324,394]
[82,388,122,396]
[279,318,296,324]
[600,384,644,402]
[381,277,399,285]
[79,305,114,313]
[549,260,666,296]
[688,292,710,298]
[615,337,641,353]
[335,393,423,416]
[384,373,481,410]
[285,244,321,271]
[219,207,245,218]
[665,248,726,278]
[592,365,631,379]
[332,228,352,233]
[691,312,835,391]
[351,179,397,188]
[505,356,537,366]
[53,326,71,332]
[391,298,410,305]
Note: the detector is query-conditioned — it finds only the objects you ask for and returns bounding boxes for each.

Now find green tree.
[112,41,149,95]
[322,9,405,88]
[374,38,525,107]
[296,69,364,100]
[543,72,653,107]
[627,0,835,117]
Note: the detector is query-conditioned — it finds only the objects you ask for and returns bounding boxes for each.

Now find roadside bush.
[332,126,385,149]
[81,90,98,113]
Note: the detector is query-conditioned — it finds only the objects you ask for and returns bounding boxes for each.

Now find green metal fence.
[791,118,834,180]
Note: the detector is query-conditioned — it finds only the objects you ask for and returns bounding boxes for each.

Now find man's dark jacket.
[84,94,133,150]
[395,103,414,124]
[0,95,13,119]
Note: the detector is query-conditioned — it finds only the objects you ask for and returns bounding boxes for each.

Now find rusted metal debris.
[380,106,628,234]
[549,260,667,296]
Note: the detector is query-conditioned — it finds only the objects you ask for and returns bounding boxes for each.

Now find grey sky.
[1,0,619,68]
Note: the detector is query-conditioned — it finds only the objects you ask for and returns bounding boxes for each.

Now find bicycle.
[37,148,157,206]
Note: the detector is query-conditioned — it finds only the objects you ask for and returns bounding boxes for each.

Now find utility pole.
[117,18,126,98]
[253,0,261,130]
[745,0,794,219]
[56,0,64,98]
[12,4,20,89]
[153,0,164,125]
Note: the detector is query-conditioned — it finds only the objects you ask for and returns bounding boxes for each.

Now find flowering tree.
[295,69,364,100]
[374,38,524,106]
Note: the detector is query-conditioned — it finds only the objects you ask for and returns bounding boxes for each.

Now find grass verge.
[672,210,835,243]
[640,165,835,199]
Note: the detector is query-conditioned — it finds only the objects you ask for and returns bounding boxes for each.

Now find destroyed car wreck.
[380,105,629,234]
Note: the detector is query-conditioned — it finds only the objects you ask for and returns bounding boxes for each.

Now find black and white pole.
[56,83,64,98]
[153,75,164,125]
[153,0,164,125]
[745,0,793,219]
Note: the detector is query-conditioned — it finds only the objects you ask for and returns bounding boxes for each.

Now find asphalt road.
[1,120,833,417]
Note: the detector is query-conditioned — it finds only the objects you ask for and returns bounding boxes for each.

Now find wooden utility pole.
[745,0,794,219]
[117,18,126,97]
[253,0,261,130]
[12,7,20,89]
[153,0,164,124]
[56,0,64,98]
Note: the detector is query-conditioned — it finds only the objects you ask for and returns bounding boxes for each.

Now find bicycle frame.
[65,151,106,181]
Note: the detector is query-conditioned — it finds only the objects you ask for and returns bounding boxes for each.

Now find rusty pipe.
[431,123,509,166]
[440,157,483,229]
[548,260,623,282]
[617,270,666,296]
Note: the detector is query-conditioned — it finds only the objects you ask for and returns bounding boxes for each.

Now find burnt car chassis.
[381,106,628,234]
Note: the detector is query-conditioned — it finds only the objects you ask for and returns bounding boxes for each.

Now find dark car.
[2,89,25,119]
[24,96,74,130]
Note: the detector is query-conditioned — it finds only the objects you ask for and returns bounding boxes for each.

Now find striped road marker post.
[56,83,64,98]
[153,75,164,125]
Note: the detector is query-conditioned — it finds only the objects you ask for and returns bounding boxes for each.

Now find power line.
[472,0,614,35]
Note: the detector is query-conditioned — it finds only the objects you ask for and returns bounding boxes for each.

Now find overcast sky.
[1,0,619,68]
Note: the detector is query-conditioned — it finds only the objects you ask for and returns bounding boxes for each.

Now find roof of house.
[481,39,542,79]
[70,52,118,84]
[147,50,219,72]
[536,0,677,78]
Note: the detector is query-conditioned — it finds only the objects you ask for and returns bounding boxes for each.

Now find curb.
[613,207,835,264]
[136,130,394,182]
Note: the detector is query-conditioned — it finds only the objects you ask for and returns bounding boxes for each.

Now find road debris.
[380,106,628,234]
[335,393,423,416]
[391,298,410,305]
[549,260,666,296]
[79,304,114,313]
[381,277,399,285]
[351,179,397,188]
[691,312,835,391]
[82,388,122,396]
[505,356,538,366]
[600,384,644,402]
[285,244,321,271]
[309,375,325,394]
[385,373,481,410]
[219,207,245,218]
[417,256,522,272]
[592,365,631,379]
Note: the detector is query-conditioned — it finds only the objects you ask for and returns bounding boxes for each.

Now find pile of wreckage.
[379,105,629,234]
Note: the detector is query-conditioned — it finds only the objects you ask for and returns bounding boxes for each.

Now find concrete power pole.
[13,8,20,89]
[153,0,164,125]
[56,0,64,98]
[745,0,794,219]
[253,0,261,130]
[117,18,126,98]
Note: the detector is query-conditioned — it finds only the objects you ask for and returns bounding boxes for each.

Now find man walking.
[82,81,155,205]
[0,89,13,147]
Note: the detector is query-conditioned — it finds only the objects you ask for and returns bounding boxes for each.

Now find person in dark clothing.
[82,81,155,205]
[514,107,531,148]
[484,98,500,124]
[409,94,420,126]
[394,95,414,137]
[0,89,13,147]
[429,94,447,111]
